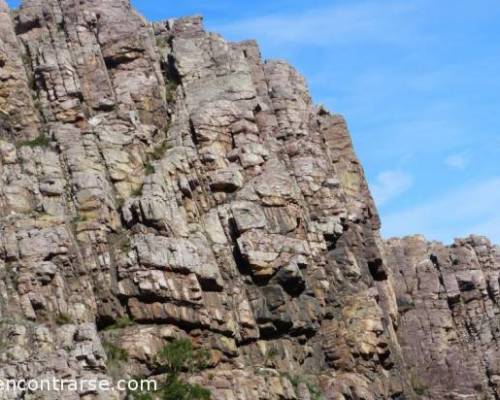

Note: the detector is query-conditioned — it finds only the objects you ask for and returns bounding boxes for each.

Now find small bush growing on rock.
[4,262,19,290]
[151,140,172,160]
[165,81,178,103]
[145,163,156,175]
[103,340,129,365]
[71,213,90,224]
[17,134,50,148]
[105,315,135,331]
[120,238,132,253]
[411,375,427,395]
[128,393,153,400]
[266,348,279,359]
[306,382,324,400]
[156,37,168,50]
[160,380,211,400]
[282,373,324,400]
[128,339,212,400]
[156,339,210,374]
[264,347,280,366]
[104,340,130,381]
[115,197,125,210]
[0,337,7,351]
[55,313,72,325]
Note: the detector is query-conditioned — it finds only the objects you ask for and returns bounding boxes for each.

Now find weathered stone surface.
[0,0,40,140]
[0,1,497,399]
[385,235,500,399]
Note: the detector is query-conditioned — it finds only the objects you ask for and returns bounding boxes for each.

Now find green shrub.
[120,238,132,253]
[55,313,72,325]
[103,341,129,364]
[128,339,212,400]
[282,373,324,400]
[151,140,172,160]
[411,375,427,396]
[145,163,155,175]
[17,134,50,148]
[71,213,89,224]
[156,339,210,375]
[156,37,167,49]
[4,262,19,290]
[158,378,210,400]
[265,348,279,360]
[165,81,178,103]
[105,315,135,331]
[128,392,153,400]
[307,382,324,400]
[116,197,125,210]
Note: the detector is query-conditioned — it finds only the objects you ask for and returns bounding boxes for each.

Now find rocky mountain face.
[0,1,498,399]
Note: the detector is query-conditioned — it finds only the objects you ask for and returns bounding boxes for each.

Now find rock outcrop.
[0,1,498,399]
[385,236,500,399]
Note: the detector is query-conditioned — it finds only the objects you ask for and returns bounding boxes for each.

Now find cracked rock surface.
[0,1,498,399]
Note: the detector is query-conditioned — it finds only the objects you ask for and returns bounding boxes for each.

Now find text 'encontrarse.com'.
[0,378,158,393]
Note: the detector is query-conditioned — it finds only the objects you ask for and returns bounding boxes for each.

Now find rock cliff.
[0,1,498,399]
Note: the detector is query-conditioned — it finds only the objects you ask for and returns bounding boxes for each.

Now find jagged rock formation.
[0,1,498,399]
[385,236,500,399]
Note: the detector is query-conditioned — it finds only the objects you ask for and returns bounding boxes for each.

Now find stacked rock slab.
[0,1,498,399]
[385,235,500,399]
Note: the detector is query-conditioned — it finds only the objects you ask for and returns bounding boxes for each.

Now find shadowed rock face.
[0,1,497,399]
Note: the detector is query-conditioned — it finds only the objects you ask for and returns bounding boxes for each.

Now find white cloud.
[381,177,500,244]
[445,153,469,170]
[371,170,413,206]
[215,0,424,48]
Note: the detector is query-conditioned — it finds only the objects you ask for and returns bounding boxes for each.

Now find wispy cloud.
[215,0,424,47]
[130,0,500,245]
[445,153,469,170]
[371,170,413,206]
[381,177,500,244]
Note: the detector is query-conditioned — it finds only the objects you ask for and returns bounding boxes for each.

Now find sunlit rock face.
[0,1,498,399]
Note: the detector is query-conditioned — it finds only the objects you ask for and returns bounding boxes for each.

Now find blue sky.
[7,0,500,244]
